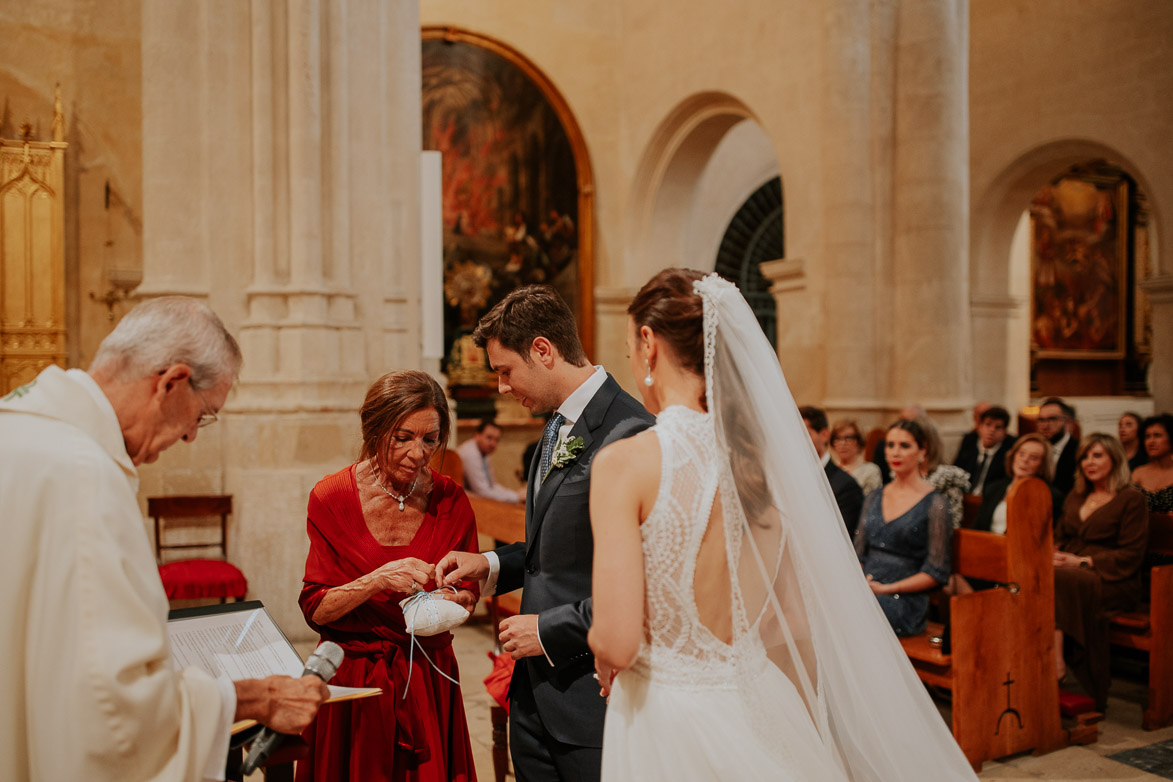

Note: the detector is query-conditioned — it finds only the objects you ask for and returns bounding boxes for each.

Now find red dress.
[297,466,479,781]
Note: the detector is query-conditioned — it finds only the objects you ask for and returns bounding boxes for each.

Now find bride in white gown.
[587,269,978,781]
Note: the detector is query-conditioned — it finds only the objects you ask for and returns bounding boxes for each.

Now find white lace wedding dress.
[600,405,847,781]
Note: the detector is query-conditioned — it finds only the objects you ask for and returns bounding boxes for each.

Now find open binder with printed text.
[167,600,380,733]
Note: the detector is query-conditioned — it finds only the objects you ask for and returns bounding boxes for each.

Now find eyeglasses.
[1037,415,1065,424]
[831,435,861,444]
[194,387,219,429]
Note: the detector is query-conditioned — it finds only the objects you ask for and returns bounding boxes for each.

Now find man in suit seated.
[953,401,992,460]
[457,418,526,502]
[1037,396,1079,497]
[953,404,1016,495]
[801,405,866,537]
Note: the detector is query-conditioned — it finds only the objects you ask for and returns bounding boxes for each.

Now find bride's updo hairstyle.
[627,267,706,381]
[630,268,772,519]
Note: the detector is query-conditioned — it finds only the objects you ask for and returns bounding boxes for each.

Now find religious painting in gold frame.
[1029,178,1128,359]
[421,27,594,404]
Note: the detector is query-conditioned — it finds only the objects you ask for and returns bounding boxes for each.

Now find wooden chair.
[961,493,983,529]
[150,495,247,603]
[864,427,886,464]
[1109,510,1173,730]
[900,478,1072,770]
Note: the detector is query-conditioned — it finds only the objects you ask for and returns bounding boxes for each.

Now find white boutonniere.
[545,436,585,480]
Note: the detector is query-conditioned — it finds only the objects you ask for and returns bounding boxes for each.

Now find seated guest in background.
[953,405,1016,495]
[801,406,865,537]
[831,418,883,496]
[953,400,993,461]
[1131,413,1173,512]
[872,404,925,483]
[1037,397,1079,497]
[918,416,971,529]
[1119,411,1149,473]
[1053,433,1148,712]
[458,418,526,503]
[0,297,329,782]
[856,419,952,636]
[299,370,479,781]
[973,433,1063,534]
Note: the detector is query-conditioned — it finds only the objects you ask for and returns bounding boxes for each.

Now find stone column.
[140,0,423,640]
[818,0,881,420]
[889,0,972,435]
[1142,274,1173,412]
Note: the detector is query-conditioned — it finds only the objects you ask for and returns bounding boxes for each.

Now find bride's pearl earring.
[644,360,654,387]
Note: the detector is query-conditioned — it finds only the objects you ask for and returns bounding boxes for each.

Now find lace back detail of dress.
[635,405,745,688]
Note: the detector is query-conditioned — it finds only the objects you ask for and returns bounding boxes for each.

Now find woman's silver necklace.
[372,466,418,512]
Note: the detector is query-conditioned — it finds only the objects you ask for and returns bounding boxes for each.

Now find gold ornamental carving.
[0,86,68,393]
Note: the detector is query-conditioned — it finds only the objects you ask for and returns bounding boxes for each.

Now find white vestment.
[0,366,232,782]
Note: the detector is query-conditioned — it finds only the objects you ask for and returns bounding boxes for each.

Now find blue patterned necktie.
[538,412,567,482]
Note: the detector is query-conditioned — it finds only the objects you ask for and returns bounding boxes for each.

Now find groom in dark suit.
[437,285,654,782]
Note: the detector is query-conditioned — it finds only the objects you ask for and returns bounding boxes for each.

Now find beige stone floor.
[288,611,1173,781]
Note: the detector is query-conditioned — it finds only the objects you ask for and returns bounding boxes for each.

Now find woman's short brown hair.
[359,370,450,475]
[472,285,588,366]
[1003,432,1054,483]
[1072,433,1130,495]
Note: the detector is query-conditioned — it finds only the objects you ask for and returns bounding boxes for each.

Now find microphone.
[240,641,344,775]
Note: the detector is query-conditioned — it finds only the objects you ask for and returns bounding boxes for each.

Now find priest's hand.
[499,614,543,660]
[436,550,490,586]
[234,675,330,734]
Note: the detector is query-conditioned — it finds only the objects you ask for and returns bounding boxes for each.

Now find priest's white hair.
[90,296,242,391]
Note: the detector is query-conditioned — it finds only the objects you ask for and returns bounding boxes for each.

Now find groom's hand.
[499,614,543,660]
[436,550,490,586]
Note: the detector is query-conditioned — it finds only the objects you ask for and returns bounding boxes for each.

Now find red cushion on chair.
[159,560,248,600]
[1058,689,1097,718]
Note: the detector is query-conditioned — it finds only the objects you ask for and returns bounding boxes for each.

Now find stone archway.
[970,138,1166,412]
[626,92,780,287]
[592,92,784,378]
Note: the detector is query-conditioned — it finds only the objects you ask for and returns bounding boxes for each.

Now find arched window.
[714,177,783,345]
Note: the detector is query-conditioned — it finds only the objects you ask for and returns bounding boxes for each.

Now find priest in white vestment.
[0,297,328,782]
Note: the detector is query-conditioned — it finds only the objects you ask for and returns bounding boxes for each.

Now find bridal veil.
[695,273,977,781]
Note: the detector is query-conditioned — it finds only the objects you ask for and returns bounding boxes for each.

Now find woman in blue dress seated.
[855,419,952,636]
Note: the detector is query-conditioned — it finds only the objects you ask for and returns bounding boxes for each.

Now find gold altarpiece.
[0,91,67,394]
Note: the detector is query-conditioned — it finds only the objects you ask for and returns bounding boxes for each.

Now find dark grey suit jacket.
[495,374,655,747]
[825,460,865,538]
[953,434,1016,492]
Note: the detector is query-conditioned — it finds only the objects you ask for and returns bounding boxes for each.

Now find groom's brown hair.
[473,285,589,367]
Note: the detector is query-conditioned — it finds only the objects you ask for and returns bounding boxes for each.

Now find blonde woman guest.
[831,419,883,496]
[1053,434,1148,711]
[973,433,1062,534]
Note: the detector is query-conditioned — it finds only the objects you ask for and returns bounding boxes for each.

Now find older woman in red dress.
[298,370,479,781]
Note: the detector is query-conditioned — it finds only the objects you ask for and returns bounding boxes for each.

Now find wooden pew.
[899,478,1071,770]
[1109,510,1173,730]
